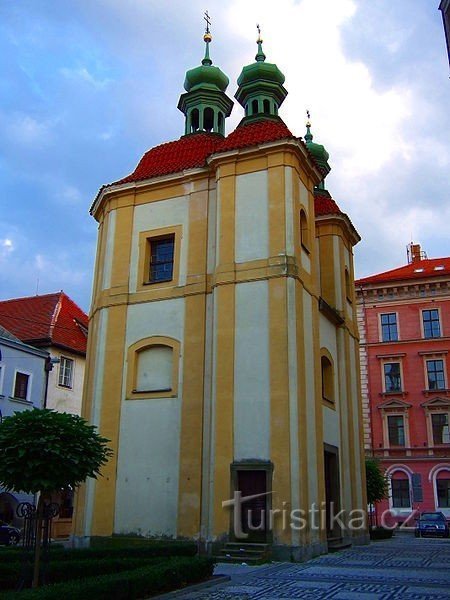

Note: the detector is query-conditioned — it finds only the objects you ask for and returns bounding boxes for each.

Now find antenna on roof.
[35,276,40,296]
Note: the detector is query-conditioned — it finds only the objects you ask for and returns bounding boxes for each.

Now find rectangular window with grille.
[384,362,402,392]
[381,313,398,342]
[388,415,405,446]
[149,235,175,282]
[426,360,445,390]
[391,478,411,508]
[58,357,74,388]
[422,309,441,338]
[14,372,29,400]
[432,413,450,445]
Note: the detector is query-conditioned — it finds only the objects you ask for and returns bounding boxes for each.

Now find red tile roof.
[0,292,88,355]
[215,119,294,153]
[111,119,295,186]
[115,133,222,185]
[356,257,450,286]
[314,192,342,216]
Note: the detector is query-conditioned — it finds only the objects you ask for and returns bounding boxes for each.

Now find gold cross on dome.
[204,10,211,34]
[257,23,262,41]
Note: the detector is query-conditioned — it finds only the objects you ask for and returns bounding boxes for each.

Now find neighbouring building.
[0,291,88,537]
[357,243,450,525]
[0,325,48,527]
[74,29,367,559]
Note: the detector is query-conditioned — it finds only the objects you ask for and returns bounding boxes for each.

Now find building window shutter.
[412,473,423,503]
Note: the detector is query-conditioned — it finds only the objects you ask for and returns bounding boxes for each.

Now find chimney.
[407,242,426,263]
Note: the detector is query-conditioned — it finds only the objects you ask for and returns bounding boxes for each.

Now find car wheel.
[8,533,19,546]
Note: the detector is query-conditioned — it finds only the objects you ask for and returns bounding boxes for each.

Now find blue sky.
[1,0,449,312]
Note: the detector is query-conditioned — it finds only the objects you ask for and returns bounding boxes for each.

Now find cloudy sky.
[1,0,449,312]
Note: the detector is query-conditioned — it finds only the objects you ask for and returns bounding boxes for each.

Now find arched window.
[203,107,214,132]
[300,209,309,251]
[321,354,334,403]
[345,268,352,302]
[136,345,173,392]
[127,337,180,399]
[251,99,258,115]
[190,108,199,132]
[390,470,411,509]
[263,99,270,114]
[436,468,450,509]
[218,112,224,134]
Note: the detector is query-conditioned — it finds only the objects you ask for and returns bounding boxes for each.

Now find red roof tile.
[314,192,342,216]
[215,119,294,153]
[111,120,295,187]
[0,292,88,355]
[114,133,222,185]
[356,257,450,286]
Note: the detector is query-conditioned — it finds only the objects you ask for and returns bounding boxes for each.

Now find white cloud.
[225,0,412,179]
[0,238,14,260]
[4,113,55,147]
[60,66,112,88]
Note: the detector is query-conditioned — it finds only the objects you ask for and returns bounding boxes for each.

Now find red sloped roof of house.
[356,257,450,286]
[314,192,342,216]
[111,119,295,186]
[0,292,88,355]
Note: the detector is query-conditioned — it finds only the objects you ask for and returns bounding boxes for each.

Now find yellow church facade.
[73,32,368,560]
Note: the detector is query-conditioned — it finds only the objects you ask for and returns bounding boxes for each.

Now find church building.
[73,27,367,560]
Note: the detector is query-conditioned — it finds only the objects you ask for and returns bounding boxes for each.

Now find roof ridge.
[0,291,61,304]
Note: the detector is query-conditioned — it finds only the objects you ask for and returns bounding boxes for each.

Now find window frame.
[12,370,32,402]
[391,476,412,509]
[299,207,310,254]
[137,225,182,293]
[58,356,74,389]
[383,361,402,393]
[426,358,446,391]
[431,412,450,445]
[320,349,335,408]
[422,308,441,339]
[380,312,399,342]
[126,336,180,400]
[387,414,406,447]
[0,362,4,396]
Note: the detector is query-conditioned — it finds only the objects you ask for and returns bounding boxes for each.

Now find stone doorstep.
[151,575,230,599]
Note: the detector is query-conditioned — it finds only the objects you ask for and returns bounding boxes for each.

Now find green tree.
[365,458,389,527]
[0,408,112,588]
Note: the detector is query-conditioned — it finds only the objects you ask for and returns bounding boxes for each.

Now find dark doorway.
[324,444,341,538]
[237,470,267,541]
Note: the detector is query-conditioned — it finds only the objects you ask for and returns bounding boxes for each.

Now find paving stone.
[170,536,450,599]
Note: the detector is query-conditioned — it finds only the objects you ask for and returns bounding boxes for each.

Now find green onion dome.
[184,34,229,93]
[305,121,330,172]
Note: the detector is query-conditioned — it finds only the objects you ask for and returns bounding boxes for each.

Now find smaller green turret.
[178,18,233,136]
[235,27,288,123]
[304,113,331,190]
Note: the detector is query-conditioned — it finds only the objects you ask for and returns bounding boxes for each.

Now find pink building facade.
[357,245,450,526]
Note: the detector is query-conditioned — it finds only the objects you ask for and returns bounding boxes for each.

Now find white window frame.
[58,356,74,389]
[386,465,413,514]
[0,362,5,395]
[11,369,32,402]
[379,311,399,342]
[429,465,450,517]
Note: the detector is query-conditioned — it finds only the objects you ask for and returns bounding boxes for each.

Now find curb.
[151,575,231,598]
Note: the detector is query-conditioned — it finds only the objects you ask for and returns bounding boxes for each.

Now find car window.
[421,513,443,520]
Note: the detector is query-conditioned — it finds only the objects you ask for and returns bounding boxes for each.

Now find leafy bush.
[0,556,164,590]
[1,556,215,599]
[0,541,196,564]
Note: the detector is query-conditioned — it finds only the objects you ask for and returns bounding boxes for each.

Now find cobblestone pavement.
[173,535,450,599]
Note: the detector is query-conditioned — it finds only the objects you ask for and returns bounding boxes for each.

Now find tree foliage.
[365,458,389,505]
[0,408,112,494]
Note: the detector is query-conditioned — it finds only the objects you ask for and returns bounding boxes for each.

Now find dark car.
[415,512,449,538]
[0,520,21,545]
